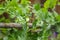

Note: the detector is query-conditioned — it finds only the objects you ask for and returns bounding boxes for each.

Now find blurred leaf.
[56,15,60,21]
[34,4,40,11]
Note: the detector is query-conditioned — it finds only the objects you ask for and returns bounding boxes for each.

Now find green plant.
[0,0,60,40]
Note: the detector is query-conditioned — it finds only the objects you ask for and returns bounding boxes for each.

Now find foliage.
[0,0,60,40]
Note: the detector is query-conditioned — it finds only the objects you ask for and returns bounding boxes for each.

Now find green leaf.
[56,15,60,21]
[34,4,40,11]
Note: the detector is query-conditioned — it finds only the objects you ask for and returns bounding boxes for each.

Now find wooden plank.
[55,5,60,14]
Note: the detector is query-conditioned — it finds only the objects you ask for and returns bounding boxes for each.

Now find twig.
[0,23,32,28]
